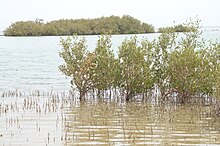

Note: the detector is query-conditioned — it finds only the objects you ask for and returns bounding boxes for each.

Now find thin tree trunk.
[79,90,86,101]
[126,91,132,101]
[97,90,100,98]
[109,89,112,100]
[93,88,95,99]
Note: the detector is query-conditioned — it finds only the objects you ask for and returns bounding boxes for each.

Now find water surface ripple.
[0,94,220,145]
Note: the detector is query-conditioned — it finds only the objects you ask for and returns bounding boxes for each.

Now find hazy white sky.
[1,0,220,30]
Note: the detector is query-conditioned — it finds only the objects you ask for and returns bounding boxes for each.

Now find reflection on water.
[64,101,220,145]
[1,91,220,145]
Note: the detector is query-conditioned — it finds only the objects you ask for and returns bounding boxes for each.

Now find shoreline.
[2,32,159,37]
[2,30,219,37]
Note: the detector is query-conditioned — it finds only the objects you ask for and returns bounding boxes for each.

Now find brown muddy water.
[0,91,220,146]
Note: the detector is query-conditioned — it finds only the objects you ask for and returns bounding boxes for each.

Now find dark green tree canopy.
[4,15,155,36]
[158,24,191,33]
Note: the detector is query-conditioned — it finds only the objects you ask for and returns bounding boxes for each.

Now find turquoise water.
[0,32,219,92]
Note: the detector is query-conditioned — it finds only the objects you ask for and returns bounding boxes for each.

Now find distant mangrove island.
[3,15,189,36]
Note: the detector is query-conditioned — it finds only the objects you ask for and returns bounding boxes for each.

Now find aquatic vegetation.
[118,36,154,100]
[0,90,74,145]
[4,15,155,36]
[59,37,96,100]
[93,35,120,97]
[1,90,220,145]
[2,18,220,146]
[158,24,191,33]
[59,20,220,102]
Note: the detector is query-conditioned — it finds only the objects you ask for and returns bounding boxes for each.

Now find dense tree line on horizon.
[4,15,155,36]
[59,20,220,102]
[158,24,190,33]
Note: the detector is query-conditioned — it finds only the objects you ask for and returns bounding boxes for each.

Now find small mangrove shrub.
[59,20,220,102]
[59,37,96,100]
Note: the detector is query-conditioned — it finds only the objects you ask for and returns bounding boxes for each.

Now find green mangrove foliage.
[118,37,154,100]
[59,20,220,102]
[215,66,220,98]
[4,21,44,36]
[93,35,119,96]
[152,27,177,98]
[210,43,220,99]
[4,15,155,36]
[167,21,213,100]
[59,37,96,100]
[158,24,190,33]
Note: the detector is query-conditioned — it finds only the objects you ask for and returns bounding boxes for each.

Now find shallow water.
[64,101,220,145]
[0,92,220,145]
